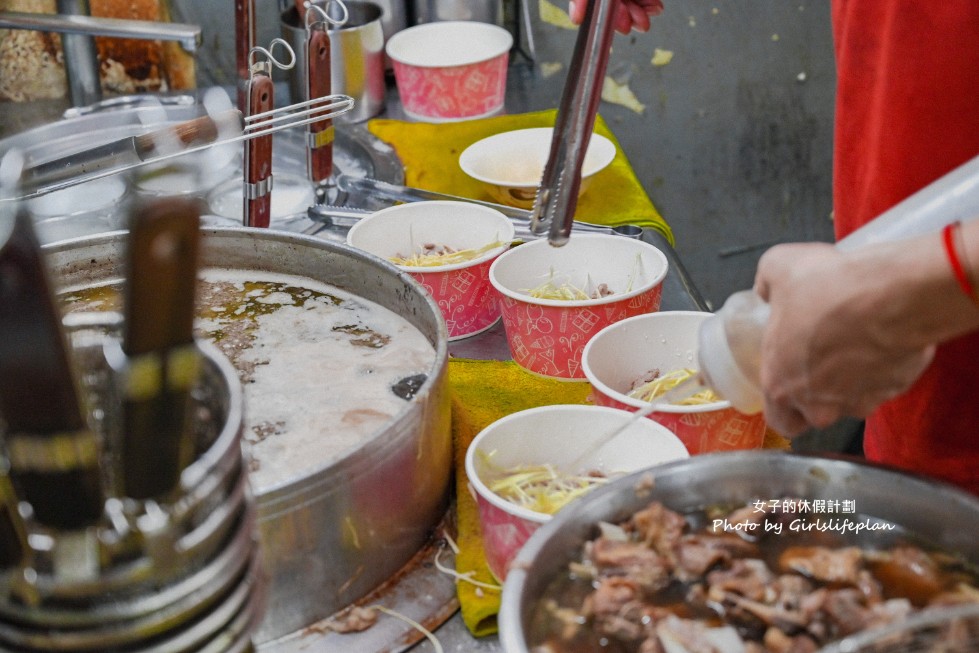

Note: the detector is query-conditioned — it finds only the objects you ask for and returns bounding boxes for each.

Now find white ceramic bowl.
[465,404,689,582]
[459,127,616,208]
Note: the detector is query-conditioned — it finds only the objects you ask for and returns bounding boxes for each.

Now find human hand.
[569,0,664,34]
[753,242,935,437]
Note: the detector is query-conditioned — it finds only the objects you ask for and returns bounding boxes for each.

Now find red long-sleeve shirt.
[832,0,979,494]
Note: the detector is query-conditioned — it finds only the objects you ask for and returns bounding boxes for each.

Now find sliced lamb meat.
[778,546,864,586]
[589,538,674,593]
[653,614,748,653]
[766,574,815,612]
[719,591,809,634]
[585,575,641,620]
[630,502,688,557]
[762,626,820,653]
[585,577,676,645]
[706,559,776,602]
[584,580,645,642]
[820,587,913,638]
[675,533,760,579]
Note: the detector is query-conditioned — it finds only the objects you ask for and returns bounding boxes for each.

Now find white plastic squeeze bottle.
[698,153,979,414]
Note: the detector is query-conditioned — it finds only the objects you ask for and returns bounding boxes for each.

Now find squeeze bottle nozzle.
[697,152,979,414]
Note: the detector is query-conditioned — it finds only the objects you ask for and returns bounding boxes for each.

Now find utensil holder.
[0,314,263,653]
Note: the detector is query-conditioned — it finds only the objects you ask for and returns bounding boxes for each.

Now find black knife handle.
[119,198,202,501]
[0,472,27,570]
[0,211,106,531]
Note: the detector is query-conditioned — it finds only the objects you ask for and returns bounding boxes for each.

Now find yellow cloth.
[448,358,790,637]
[449,358,593,637]
[367,110,674,245]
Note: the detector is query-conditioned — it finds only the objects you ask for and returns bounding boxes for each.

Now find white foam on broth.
[64,268,436,494]
[197,269,435,492]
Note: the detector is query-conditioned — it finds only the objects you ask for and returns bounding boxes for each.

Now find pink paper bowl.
[488,234,669,380]
[346,200,515,340]
[385,21,513,122]
[582,311,768,455]
[464,404,689,582]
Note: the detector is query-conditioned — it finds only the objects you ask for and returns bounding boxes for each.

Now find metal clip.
[245,176,274,200]
[304,0,347,32]
[248,37,296,76]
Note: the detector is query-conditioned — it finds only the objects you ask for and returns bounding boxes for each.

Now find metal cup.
[412,0,504,25]
[280,0,386,122]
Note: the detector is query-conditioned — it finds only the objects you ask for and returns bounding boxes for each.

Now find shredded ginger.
[486,460,608,515]
[389,240,505,267]
[628,368,720,405]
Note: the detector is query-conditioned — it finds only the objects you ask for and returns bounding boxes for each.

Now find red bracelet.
[941,221,979,306]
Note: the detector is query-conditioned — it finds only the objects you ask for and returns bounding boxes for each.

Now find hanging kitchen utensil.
[304,1,348,186]
[235,0,257,111]
[0,471,27,571]
[529,0,617,246]
[109,197,202,502]
[244,38,296,228]
[11,90,354,201]
[0,210,105,531]
[22,109,244,191]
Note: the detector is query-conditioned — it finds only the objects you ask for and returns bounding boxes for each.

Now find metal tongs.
[11,89,354,201]
[529,0,618,246]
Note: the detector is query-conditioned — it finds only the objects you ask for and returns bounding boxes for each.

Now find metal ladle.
[529,0,618,246]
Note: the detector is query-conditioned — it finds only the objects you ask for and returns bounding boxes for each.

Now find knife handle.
[234,0,256,111]
[119,198,201,501]
[0,211,105,531]
[243,73,274,228]
[306,27,334,184]
[0,472,27,570]
[134,111,243,159]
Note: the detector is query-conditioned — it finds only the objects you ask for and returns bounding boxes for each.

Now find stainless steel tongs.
[529,0,618,246]
[10,88,354,202]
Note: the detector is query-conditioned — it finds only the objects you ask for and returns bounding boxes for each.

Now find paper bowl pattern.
[488,235,669,380]
[464,404,689,582]
[582,311,767,454]
[385,21,512,122]
[346,200,514,340]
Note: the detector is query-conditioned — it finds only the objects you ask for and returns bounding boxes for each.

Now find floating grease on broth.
[63,269,435,493]
[529,501,979,652]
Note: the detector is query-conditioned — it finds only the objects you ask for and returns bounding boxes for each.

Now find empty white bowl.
[459,127,616,208]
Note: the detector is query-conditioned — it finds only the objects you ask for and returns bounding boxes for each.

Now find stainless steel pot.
[498,450,979,653]
[43,228,452,643]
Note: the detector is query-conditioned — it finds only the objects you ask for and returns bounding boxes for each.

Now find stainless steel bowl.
[498,450,979,653]
[44,228,452,643]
